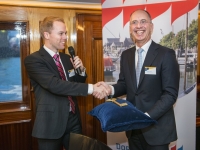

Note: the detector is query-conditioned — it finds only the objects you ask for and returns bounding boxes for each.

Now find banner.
[102,0,198,149]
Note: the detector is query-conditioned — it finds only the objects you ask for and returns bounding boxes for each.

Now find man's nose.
[136,22,142,28]
[64,34,68,40]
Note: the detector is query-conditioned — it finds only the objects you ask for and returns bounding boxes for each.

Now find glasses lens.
[140,20,147,25]
[131,20,149,26]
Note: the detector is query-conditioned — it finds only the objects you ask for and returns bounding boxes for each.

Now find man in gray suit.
[24,16,107,150]
[98,9,180,150]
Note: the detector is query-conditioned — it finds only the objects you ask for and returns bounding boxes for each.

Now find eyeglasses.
[130,19,151,26]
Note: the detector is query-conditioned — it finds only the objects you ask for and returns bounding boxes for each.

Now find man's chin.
[135,38,144,43]
[58,46,65,50]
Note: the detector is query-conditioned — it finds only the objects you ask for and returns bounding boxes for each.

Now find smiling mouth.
[136,30,144,35]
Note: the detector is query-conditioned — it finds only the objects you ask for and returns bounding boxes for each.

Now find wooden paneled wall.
[0,121,32,150]
[0,5,100,54]
[0,3,101,150]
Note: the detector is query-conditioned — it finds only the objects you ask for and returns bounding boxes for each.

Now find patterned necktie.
[53,54,75,114]
[136,48,144,87]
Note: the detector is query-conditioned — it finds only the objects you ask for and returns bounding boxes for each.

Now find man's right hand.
[92,81,112,99]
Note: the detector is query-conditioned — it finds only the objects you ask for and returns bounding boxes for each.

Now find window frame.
[0,21,31,124]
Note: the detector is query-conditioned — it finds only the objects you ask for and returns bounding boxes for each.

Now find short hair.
[39,16,65,39]
[130,9,152,21]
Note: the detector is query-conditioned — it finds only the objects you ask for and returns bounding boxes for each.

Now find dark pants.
[37,111,81,150]
[128,129,169,150]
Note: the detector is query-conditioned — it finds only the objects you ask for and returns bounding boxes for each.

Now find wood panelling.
[197,116,200,127]
[0,111,31,125]
[0,121,32,150]
[0,4,101,150]
[0,5,100,54]
[76,14,106,143]
[0,20,31,124]
[93,40,105,142]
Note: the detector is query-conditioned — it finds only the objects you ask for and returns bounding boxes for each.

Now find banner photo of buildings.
[102,0,198,150]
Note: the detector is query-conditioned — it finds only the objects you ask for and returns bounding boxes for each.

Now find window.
[0,21,30,114]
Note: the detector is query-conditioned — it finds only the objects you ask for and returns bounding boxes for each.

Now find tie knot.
[137,48,143,54]
[53,54,60,61]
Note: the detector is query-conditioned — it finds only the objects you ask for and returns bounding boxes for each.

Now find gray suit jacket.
[24,47,88,139]
[113,41,180,145]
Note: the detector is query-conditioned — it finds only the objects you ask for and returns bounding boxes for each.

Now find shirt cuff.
[110,85,115,95]
[145,112,150,117]
[88,84,93,94]
[79,66,86,76]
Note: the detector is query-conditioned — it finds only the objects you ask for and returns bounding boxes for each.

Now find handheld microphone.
[68,46,82,74]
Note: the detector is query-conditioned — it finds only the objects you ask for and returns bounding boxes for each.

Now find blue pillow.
[88,98,157,132]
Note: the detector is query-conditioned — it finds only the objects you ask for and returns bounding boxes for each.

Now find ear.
[44,32,50,39]
[129,26,135,43]
[150,23,154,34]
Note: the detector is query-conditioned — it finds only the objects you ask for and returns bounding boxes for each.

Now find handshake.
[92,81,112,99]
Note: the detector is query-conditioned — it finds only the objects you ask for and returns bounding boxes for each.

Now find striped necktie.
[136,48,143,87]
[53,54,75,113]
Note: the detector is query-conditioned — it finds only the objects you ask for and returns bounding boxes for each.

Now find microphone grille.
[68,46,75,55]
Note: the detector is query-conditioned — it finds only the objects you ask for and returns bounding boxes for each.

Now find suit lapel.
[39,48,73,81]
[39,47,61,79]
[138,41,159,87]
[59,53,73,81]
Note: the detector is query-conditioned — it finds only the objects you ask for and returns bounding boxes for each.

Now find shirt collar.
[43,45,59,57]
[136,39,152,53]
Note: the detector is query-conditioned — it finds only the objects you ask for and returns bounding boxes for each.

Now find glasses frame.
[130,19,152,27]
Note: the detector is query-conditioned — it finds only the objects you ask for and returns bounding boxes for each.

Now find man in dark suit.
[24,16,107,150]
[98,9,180,150]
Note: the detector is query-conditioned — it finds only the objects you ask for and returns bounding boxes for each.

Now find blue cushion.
[88,98,157,132]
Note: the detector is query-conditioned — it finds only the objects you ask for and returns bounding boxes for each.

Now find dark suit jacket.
[113,41,180,145]
[24,47,88,139]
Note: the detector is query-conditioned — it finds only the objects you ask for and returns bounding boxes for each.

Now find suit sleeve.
[24,54,88,97]
[148,49,180,120]
[113,51,127,97]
